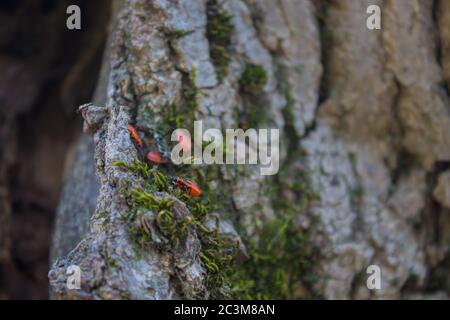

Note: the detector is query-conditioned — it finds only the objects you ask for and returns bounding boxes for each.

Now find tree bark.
[49,0,450,299]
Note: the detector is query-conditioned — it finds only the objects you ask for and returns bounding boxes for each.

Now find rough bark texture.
[47,0,450,299]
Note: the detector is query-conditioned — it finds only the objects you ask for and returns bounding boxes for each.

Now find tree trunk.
[49,0,450,299]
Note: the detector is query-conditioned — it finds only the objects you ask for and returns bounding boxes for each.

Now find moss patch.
[238,63,269,128]
[113,159,237,298]
[183,67,200,113]
[206,0,234,82]
[157,68,200,137]
[167,28,192,39]
[231,172,321,299]
[231,214,315,299]
[239,64,267,94]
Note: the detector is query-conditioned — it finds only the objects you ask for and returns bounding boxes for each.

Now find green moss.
[290,172,319,207]
[239,64,267,94]
[131,189,173,211]
[210,45,231,82]
[113,143,320,299]
[277,66,295,123]
[206,0,234,82]
[244,108,268,129]
[273,59,304,162]
[164,103,184,130]
[231,173,321,299]
[128,215,153,255]
[167,28,192,39]
[113,159,152,180]
[113,160,168,192]
[183,68,200,112]
[237,63,269,128]
[116,59,317,298]
[101,243,119,269]
[231,215,315,299]
[158,68,199,138]
[130,189,197,247]
[173,185,238,299]
[238,234,314,299]
[207,5,234,44]
[115,159,237,298]
[97,209,109,219]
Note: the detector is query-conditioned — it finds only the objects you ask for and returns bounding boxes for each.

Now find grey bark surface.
[50,0,450,299]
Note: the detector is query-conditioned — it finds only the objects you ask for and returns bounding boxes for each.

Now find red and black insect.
[128,124,143,147]
[170,176,201,197]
